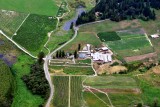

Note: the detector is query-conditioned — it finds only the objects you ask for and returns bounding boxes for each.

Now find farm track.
[0,30,37,58]
[11,14,30,39]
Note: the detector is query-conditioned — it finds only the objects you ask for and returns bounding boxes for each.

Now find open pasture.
[0,10,28,37]
[0,0,59,16]
[13,14,57,55]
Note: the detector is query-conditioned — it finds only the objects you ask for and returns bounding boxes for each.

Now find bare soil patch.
[152,66,160,74]
[124,52,157,62]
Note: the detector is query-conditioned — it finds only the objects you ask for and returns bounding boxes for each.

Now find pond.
[63,7,86,31]
[0,54,17,67]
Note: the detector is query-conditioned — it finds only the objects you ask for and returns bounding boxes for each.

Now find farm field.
[52,76,84,107]
[49,66,94,75]
[13,14,57,55]
[0,10,28,37]
[52,76,69,107]
[70,76,83,107]
[0,0,59,16]
[62,32,102,52]
[11,54,44,107]
[101,29,154,57]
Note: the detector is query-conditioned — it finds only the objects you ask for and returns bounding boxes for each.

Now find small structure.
[151,34,159,38]
[78,44,91,59]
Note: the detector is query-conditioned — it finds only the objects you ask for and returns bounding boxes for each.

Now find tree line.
[76,0,160,25]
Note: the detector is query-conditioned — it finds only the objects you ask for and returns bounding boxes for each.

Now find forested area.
[22,62,49,99]
[76,0,160,25]
[0,60,14,107]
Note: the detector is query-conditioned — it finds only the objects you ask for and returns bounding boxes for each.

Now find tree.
[74,50,77,59]
[59,50,62,58]
[62,50,65,58]
[56,51,59,58]
[70,22,74,29]
[38,52,45,64]
[153,99,158,107]
[137,103,142,107]
[78,44,81,51]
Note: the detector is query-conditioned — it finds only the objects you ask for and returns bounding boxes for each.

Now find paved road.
[44,27,78,107]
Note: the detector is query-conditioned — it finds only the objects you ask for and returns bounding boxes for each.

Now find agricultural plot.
[0,10,28,37]
[101,29,154,57]
[13,14,57,55]
[52,76,69,107]
[70,76,83,107]
[52,76,83,107]
[97,32,121,42]
[50,66,94,75]
[0,0,59,16]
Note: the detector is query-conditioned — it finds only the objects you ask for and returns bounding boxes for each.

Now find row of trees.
[56,50,66,58]
[76,0,159,25]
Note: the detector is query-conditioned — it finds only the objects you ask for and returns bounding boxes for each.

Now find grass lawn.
[83,92,108,107]
[11,54,44,107]
[52,76,69,107]
[47,30,73,52]
[0,60,14,106]
[50,66,94,75]
[62,32,102,52]
[76,59,91,64]
[84,76,138,89]
[13,14,57,55]
[97,32,121,42]
[0,0,59,16]
[109,93,142,107]
[0,10,28,37]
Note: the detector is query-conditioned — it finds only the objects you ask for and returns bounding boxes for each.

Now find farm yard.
[0,0,59,16]
[0,10,28,37]
[13,14,57,55]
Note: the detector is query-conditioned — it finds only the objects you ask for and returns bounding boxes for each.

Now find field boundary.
[11,14,30,39]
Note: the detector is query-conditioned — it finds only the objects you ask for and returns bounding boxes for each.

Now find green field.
[97,32,121,42]
[62,32,102,52]
[70,76,83,107]
[0,10,28,37]
[0,0,59,16]
[56,1,68,17]
[50,66,94,75]
[13,14,57,55]
[0,60,14,107]
[84,76,138,89]
[103,29,153,57]
[52,76,69,107]
[11,55,44,107]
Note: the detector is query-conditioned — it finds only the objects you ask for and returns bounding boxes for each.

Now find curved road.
[44,26,78,107]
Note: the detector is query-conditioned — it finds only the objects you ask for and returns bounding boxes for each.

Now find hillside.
[0,60,14,107]
[76,0,160,25]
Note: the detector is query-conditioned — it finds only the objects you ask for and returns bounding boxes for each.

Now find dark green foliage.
[56,50,66,58]
[38,52,45,64]
[0,60,14,107]
[78,44,81,51]
[70,22,74,29]
[74,50,77,59]
[76,0,159,25]
[137,103,142,107]
[22,63,49,99]
[110,62,119,66]
[97,32,121,42]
